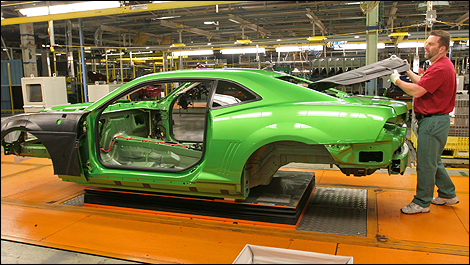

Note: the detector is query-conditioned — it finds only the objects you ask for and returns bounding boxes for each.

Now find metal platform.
[82,172,368,237]
[298,187,367,237]
[83,171,315,226]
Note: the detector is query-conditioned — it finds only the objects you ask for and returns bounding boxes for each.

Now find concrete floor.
[2,155,468,263]
[1,240,141,264]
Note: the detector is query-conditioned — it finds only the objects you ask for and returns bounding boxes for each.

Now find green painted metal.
[5,68,410,199]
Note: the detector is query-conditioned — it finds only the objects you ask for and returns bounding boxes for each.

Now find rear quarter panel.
[201,97,397,184]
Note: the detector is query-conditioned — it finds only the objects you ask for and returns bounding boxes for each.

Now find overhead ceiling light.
[228,18,240,24]
[207,43,212,45]
[334,43,385,50]
[220,48,266,54]
[354,36,360,39]
[204,21,214,25]
[307,36,326,42]
[276,45,323,52]
[19,1,121,17]
[277,39,281,42]
[397,42,424,48]
[172,50,214,57]
[152,16,181,20]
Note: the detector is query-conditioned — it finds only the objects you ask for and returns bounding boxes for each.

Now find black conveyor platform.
[84,171,315,226]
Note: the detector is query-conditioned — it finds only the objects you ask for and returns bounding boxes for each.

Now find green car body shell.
[11,68,408,199]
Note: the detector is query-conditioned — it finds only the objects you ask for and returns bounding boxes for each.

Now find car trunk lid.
[309,55,409,92]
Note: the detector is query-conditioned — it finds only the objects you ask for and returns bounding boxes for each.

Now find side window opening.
[97,80,212,171]
[171,81,212,143]
[212,80,257,108]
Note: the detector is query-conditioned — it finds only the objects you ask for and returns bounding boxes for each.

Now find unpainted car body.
[1,56,410,200]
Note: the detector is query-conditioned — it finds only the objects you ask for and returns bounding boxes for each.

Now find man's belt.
[415,113,448,120]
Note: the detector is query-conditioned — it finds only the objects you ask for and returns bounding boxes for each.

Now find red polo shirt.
[414,56,456,115]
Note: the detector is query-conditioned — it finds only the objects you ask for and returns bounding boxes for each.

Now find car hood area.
[309,55,409,92]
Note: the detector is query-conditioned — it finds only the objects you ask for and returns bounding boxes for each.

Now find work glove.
[389,70,400,85]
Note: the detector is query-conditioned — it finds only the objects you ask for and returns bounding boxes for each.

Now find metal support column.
[365,7,379,95]
[66,20,75,77]
[79,18,88,102]
[163,52,168,72]
[19,23,38,77]
[178,30,183,70]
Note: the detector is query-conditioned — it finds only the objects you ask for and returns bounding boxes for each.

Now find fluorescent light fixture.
[220,48,266,54]
[172,50,214,57]
[397,42,424,48]
[204,21,214,25]
[334,43,385,50]
[277,39,281,42]
[228,19,240,24]
[276,45,323,52]
[207,43,212,45]
[19,1,121,17]
[153,16,181,20]
[354,36,360,39]
[106,52,125,56]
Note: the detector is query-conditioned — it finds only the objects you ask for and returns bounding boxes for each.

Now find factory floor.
[1,153,468,264]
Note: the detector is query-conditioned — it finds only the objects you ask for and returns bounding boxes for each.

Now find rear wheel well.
[242,141,335,189]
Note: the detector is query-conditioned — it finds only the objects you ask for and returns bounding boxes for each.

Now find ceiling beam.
[387,2,399,29]
[451,11,469,28]
[305,8,326,35]
[160,20,220,40]
[1,1,248,26]
[227,14,270,36]
[100,25,162,43]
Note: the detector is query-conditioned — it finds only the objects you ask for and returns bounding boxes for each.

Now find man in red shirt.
[389,30,458,214]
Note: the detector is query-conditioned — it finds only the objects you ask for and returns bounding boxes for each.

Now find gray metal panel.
[1,60,23,86]
[61,194,84,206]
[1,60,24,113]
[297,187,367,237]
[313,56,409,86]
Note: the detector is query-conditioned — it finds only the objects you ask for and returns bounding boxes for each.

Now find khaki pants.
[413,114,456,207]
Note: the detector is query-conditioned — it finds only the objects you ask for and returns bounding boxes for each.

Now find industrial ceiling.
[1,1,469,53]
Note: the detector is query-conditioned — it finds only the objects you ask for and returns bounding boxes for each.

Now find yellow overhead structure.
[1,1,248,26]
[307,36,326,42]
[235,39,252,45]
[389,32,410,43]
